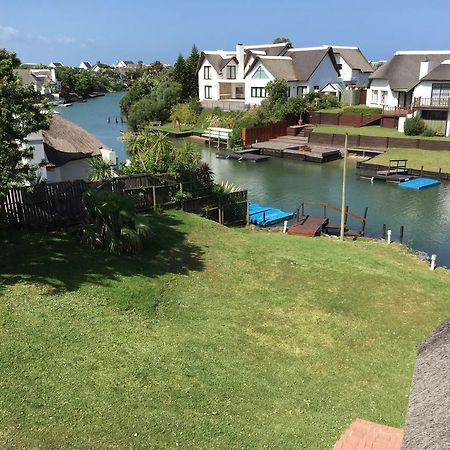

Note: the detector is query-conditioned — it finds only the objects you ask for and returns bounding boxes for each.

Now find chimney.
[50,68,57,83]
[236,43,245,79]
[419,58,432,79]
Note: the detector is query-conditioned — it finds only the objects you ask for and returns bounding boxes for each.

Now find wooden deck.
[287,216,329,237]
[216,151,271,162]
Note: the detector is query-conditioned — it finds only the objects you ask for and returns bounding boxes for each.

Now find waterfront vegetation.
[370,148,450,172]
[313,125,450,141]
[316,105,383,115]
[1,210,449,448]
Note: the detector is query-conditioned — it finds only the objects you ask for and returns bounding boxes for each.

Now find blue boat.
[399,178,441,190]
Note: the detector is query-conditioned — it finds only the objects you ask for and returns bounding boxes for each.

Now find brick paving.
[333,419,403,450]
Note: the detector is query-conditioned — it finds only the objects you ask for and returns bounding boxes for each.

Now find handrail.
[300,200,367,222]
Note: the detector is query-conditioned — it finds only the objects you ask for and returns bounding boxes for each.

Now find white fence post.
[431,254,437,271]
[387,229,392,244]
[283,221,288,234]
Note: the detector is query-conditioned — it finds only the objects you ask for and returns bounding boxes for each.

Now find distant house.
[48,62,64,68]
[367,50,450,135]
[79,61,92,70]
[25,114,116,183]
[17,68,61,98]
[197,43,341,110]
[328,46,373,87]
[112,60,138,70]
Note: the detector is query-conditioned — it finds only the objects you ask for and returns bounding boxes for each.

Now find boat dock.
[400,178,441,190]
[216,151,271,162]
[251,135,341,163]
[249,203,293,226]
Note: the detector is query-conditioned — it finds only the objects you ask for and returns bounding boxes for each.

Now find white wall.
[307,55,341,92]
[413,81,433,99]
[198,59,220,101]
[366,79,398,107]
[244,63,275,105]
[47,159,92,184]
[23,131,48,181]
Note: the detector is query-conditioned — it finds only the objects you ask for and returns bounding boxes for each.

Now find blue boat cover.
[399,178,441,190]
[249,203,293,226]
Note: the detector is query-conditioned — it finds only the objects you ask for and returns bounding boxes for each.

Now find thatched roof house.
[43,114,104,168]
[402,318,450,449]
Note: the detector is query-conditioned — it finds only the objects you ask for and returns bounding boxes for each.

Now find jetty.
[288,202,368,238]
[251,135,341,163]
[249,203,293,226]
[400,178,441,190]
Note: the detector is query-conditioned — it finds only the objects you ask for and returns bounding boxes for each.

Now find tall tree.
[185,44,200,99]
[0,49,51,198]
[172,54,186,94]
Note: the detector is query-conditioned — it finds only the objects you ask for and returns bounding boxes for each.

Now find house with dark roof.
[17,68,61,99]
[48,62,64,68]
[25,114,116,183]
[367,51,450,136]
[197,43,342,110]
[79,61,92,70]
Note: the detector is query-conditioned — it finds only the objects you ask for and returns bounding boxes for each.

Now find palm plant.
[81,190,152,254]
[89,156,114,181]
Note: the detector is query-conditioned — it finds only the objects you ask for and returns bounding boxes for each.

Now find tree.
[185,45,200,99]
[0,48,51,198]
[273,37,293,48]
[172,54,186,91]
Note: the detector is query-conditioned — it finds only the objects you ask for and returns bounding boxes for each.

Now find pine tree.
[172,54,186,96]
[185,44,200,99]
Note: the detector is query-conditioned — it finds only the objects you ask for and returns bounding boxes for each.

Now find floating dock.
[216,151,271,162]
[288,216,329,237]
[399,177,441,190]
[249,203,293,226]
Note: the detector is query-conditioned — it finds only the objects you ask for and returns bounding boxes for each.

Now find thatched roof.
[333,47,373,73]
[422,61,450,81]
[370,52,450,91]
[402,318,450,449]
[43,114,105,167]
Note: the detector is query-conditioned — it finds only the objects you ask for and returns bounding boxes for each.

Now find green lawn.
[1,211,449,449]
[313,125,450,141]
[370,148,450,173]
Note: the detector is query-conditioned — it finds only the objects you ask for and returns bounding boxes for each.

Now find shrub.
[89,156,113,181]
[81,190,152,254]
[343,106,382,115]
[421,127,435,137]
[171,191,192,208]
[404,116,426,136]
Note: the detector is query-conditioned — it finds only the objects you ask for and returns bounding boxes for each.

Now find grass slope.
[369,148,450,173]
[1,211,449,449]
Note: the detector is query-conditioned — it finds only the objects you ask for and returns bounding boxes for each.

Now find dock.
[216,151,271,162]
[251,135,341,163]
[359,159,417,183]
[249,203,293,226]
[400,177,441,190]
[288,216,329,237]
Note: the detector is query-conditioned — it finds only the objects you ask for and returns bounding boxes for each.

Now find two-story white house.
[197,43,343,110]
[367,51,450,135]
[79,61,92,70]
[17,68,61,99]
[330,46,373,87]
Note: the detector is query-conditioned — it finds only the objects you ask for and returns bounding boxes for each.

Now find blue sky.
[1,0,450,65]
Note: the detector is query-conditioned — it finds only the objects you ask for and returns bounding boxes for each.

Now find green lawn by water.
[313,125,450,141]
[1,211,449,449]
[370,148,450,173]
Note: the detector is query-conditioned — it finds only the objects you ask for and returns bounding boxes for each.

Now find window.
[297,86,306,96]
[252,66,269,79]
[313,86,320,92]
[226,65,236,79]
[286,86,290,97]
[371,89,379,104]
[204,65,211,80]
[204,85,212,99]
[337,64,343,70]
[251,87,266,98]
[380,90,388,105]
[431,83,450,105]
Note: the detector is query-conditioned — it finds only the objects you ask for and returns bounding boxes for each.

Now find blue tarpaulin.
[399,178,441,190]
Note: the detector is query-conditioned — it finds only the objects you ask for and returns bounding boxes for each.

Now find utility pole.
[340,133,349,242]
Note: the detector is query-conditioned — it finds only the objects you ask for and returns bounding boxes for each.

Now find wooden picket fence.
[0,175,248,229]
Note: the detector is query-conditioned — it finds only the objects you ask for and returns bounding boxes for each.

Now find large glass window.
[252,66,269,79]
[371,90,379,104]
[251,87,266,98]
[380,90,388,104]
[204,86,212,99]
[431,83,450,105]
[204,66,211,80]
[226,65,236,79]
[297,86,306,96]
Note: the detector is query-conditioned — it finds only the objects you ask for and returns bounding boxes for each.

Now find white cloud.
[0,25,19,41]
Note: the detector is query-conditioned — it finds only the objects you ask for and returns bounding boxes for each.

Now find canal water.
[58,93,450,267]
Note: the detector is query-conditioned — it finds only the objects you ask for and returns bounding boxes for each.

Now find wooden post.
[246,201,250,226]
[420,165,423,177]
[361,207,368,235]
[152,185,157,211]
[399,225,404,244]
[382,224,386,240]
[340,134,349,241]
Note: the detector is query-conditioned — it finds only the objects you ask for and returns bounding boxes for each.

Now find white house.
[25,115,116,183]
[367,51,450,135]
[79,61,92,70]
[112,60,138,70]
[197,43,342,110]
[48,62,64,68]
[17,68,61,98]
[328,46,373,87]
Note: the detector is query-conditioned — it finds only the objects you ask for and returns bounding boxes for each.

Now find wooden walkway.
[287,216,328,237]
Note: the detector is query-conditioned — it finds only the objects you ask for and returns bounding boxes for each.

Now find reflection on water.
[58,93,450,266]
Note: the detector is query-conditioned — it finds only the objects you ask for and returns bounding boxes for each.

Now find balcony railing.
[382,106,412,116]
[413,97,450,109]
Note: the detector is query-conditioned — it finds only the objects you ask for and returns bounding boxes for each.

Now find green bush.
[404,116,426,136]
[81,190,152,254]
[343,106,382,115]
[421,127,435,137]
[171,191,192,208]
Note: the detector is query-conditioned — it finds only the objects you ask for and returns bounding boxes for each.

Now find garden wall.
[242,115,297,146]
[310,112,389,127]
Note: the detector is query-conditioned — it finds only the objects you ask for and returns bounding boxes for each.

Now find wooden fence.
[0,174,248,229]
[242,115,297,146]
[309,111,396,128]
[307,131,450,151]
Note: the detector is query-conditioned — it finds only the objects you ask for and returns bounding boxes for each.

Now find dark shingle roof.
[422,62,450,81]
[370,53,450,91]
[334,47,373,73]
[402,318,450,450]
[43,115,104,167]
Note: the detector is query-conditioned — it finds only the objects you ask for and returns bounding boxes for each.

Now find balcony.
[382,106,412,117]
[413,97,450,110]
